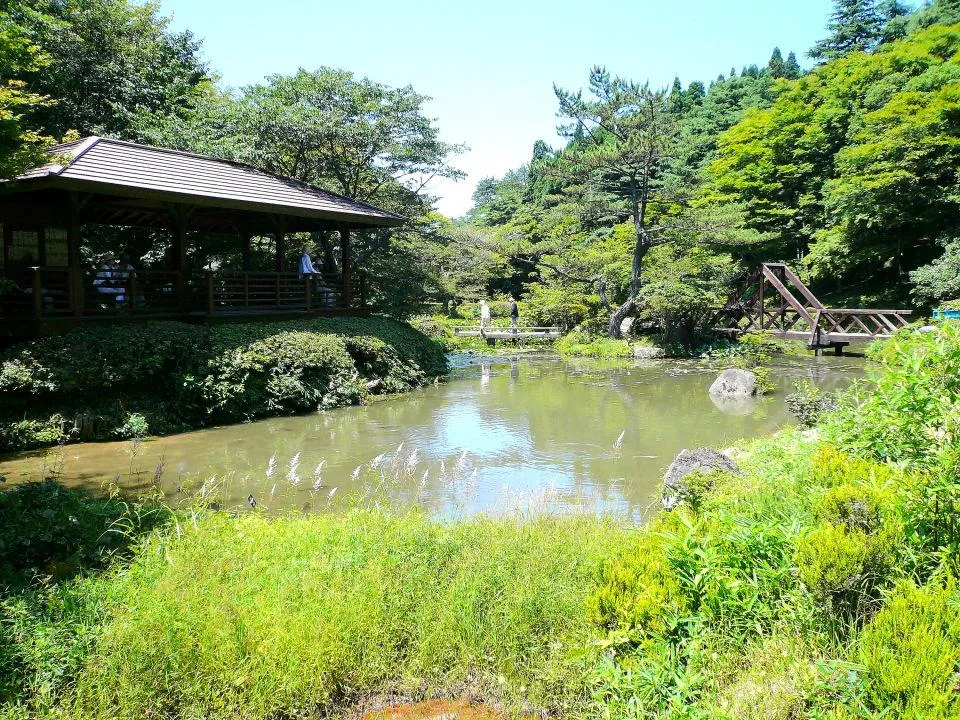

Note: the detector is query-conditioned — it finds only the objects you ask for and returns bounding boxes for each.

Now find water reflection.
[0,353,863,520]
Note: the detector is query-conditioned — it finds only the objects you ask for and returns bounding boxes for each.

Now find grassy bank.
[2,322,960,718]
[1,508,633,719]
[0,317,447,452]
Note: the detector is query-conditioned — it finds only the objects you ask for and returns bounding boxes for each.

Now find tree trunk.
[608,296,636,338]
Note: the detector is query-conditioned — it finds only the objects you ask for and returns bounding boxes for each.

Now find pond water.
[0,353,864,520]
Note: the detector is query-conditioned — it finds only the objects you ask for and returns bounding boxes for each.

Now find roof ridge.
[83,137,405,221]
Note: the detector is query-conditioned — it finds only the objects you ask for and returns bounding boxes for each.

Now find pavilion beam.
[272,216,289,273]
[169,204,193,313]
[67,192,84,315]
[340,227,352,308]
[2,220,11,269]
[239,227,253,272]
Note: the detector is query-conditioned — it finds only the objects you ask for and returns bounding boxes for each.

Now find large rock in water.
[662,447,741,510]
[709,368,757,398]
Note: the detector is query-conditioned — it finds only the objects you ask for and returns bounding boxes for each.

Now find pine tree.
[669,76,685,113]
[767,47,788,77]
[785,52,802,79]
[809,0,884,62]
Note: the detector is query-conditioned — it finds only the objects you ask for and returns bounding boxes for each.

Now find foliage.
[0,481,167,589]
[556,331,634,358]
[0,318,447,451]
[709,23,960,293]
[910,235,960,306]
[786,379,839,427]
[826,321,960,471]
[0,5,54,179]
[859,580,960,718]
[6,0,207,140]
[808,0,911,62]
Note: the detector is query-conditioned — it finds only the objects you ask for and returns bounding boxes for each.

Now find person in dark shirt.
[510,299,519,331]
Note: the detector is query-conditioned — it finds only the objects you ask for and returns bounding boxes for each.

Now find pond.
[0,353,864,520]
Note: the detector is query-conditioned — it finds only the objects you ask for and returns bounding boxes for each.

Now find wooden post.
[1,222,11,269]
[206,272,214,315]
[240,228,252,271]
[244,274,249,307]
[304,277,311,311]
[128,271,137,310]
[32,268,42,318]
[340,227,352,308]
[359,272,366,308]
[67,193,82,316]
[758,277,765,330]
[37,228,46,267]
[169,206,190,313]
[274,231,286,272]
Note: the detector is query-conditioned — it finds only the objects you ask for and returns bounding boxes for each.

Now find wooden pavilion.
[0,136,405,341]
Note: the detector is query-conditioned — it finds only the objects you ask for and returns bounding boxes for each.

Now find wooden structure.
[0,137,404,340]
[714,262,912,352]
[453,326,562,345]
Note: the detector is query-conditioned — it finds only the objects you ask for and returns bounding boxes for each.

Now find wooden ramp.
[453,326,561,343]
[714,263,912,350]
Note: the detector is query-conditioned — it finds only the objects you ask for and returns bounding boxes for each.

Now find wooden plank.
[761,265,816,326]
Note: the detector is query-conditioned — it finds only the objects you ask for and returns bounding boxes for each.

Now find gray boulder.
[619,316,635,337]
[709,368,757,398]
[662,447,741,510]
[633,345,666,359]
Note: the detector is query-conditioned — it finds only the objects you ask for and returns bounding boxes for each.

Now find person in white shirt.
[299,246,336,307]
[299,246,319,277]
[479,299,491,330]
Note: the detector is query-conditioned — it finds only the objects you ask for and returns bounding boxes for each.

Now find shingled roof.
[12,136,405,229]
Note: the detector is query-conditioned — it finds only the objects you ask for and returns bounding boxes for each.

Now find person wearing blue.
[299,245,335,307]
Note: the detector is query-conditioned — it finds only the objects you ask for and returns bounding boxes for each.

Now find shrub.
[522,283,595,331]
[556,331,633,358]
[0,317,447,450]
[0,481,167,589]
[794,522,898,623]
[786,380,838,427]
[826,322,960,470]
[587,533,686,641]
[197,331,363,419]
[859,580,960,718]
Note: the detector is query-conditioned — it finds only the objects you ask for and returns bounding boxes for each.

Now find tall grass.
[5,510,633,719]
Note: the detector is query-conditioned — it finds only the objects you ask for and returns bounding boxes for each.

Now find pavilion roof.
[10,137,405,230]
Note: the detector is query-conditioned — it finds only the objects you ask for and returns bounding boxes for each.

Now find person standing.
[510,298,519,332]
[479,299,491,331]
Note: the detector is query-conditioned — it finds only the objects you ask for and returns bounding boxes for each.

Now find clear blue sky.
[158,0,835,217]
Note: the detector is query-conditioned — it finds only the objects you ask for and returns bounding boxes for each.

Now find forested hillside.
[458,0,960,342]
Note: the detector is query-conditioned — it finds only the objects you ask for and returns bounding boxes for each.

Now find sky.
[157,0,836,217]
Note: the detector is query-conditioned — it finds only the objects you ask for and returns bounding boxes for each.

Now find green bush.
[556,331,633,358]
[197,331,363,420]
[522,282,595,331]
[0,317,447,450]
[794,522,898,623]
[859,580,960,718]
[785,380,838,428]
[0,481,167,589]
[826,321,960,470]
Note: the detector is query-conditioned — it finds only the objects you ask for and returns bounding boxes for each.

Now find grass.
[2,510,634,719]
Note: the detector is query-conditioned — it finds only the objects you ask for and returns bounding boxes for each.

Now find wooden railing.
[715,262,912,345]
[1,267,366,320]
